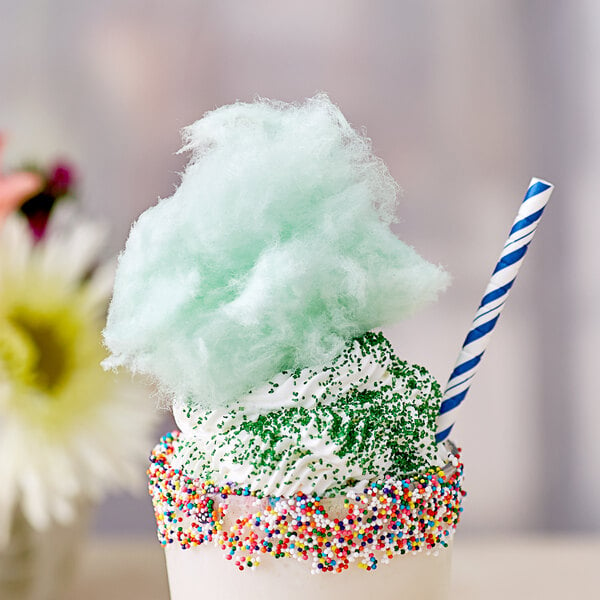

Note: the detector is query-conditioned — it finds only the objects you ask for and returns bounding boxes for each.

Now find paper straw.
[436,178,554,443]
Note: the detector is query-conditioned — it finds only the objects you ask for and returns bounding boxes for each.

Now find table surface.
[66,535,600,599]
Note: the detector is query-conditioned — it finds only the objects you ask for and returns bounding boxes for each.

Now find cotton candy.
[102,94,448,408]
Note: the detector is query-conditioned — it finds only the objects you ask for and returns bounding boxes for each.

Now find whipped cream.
[171,332,443,497]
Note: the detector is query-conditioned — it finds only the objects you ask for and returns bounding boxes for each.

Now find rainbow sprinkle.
[148,432,465,573]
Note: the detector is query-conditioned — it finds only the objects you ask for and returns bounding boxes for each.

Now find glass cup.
[165,519,453,600]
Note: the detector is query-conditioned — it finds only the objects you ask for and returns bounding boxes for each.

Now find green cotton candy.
[102,94,449,409]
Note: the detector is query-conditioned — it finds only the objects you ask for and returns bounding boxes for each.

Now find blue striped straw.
[436,178,554,443]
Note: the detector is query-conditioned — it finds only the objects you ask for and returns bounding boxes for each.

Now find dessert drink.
[103,95,470,600]
[103,92,553,599]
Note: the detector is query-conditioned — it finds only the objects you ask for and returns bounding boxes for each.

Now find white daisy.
[0,206,158,546]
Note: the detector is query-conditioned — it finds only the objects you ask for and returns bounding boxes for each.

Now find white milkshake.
[165,533,453,600]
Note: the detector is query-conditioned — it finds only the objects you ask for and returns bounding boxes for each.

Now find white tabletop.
[67,535,600,599]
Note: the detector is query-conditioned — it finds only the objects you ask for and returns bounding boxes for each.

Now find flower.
[19,162,76,241]
[0,207,157,546]
[0,135,43,227]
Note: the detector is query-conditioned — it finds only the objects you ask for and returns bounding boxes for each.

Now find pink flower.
[0,134,43,227]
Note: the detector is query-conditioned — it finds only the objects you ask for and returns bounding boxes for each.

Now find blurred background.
[1,0,597,541]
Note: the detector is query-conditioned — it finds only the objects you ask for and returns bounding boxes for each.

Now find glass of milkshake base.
[149,434,464,600]
[165,536,453,600]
